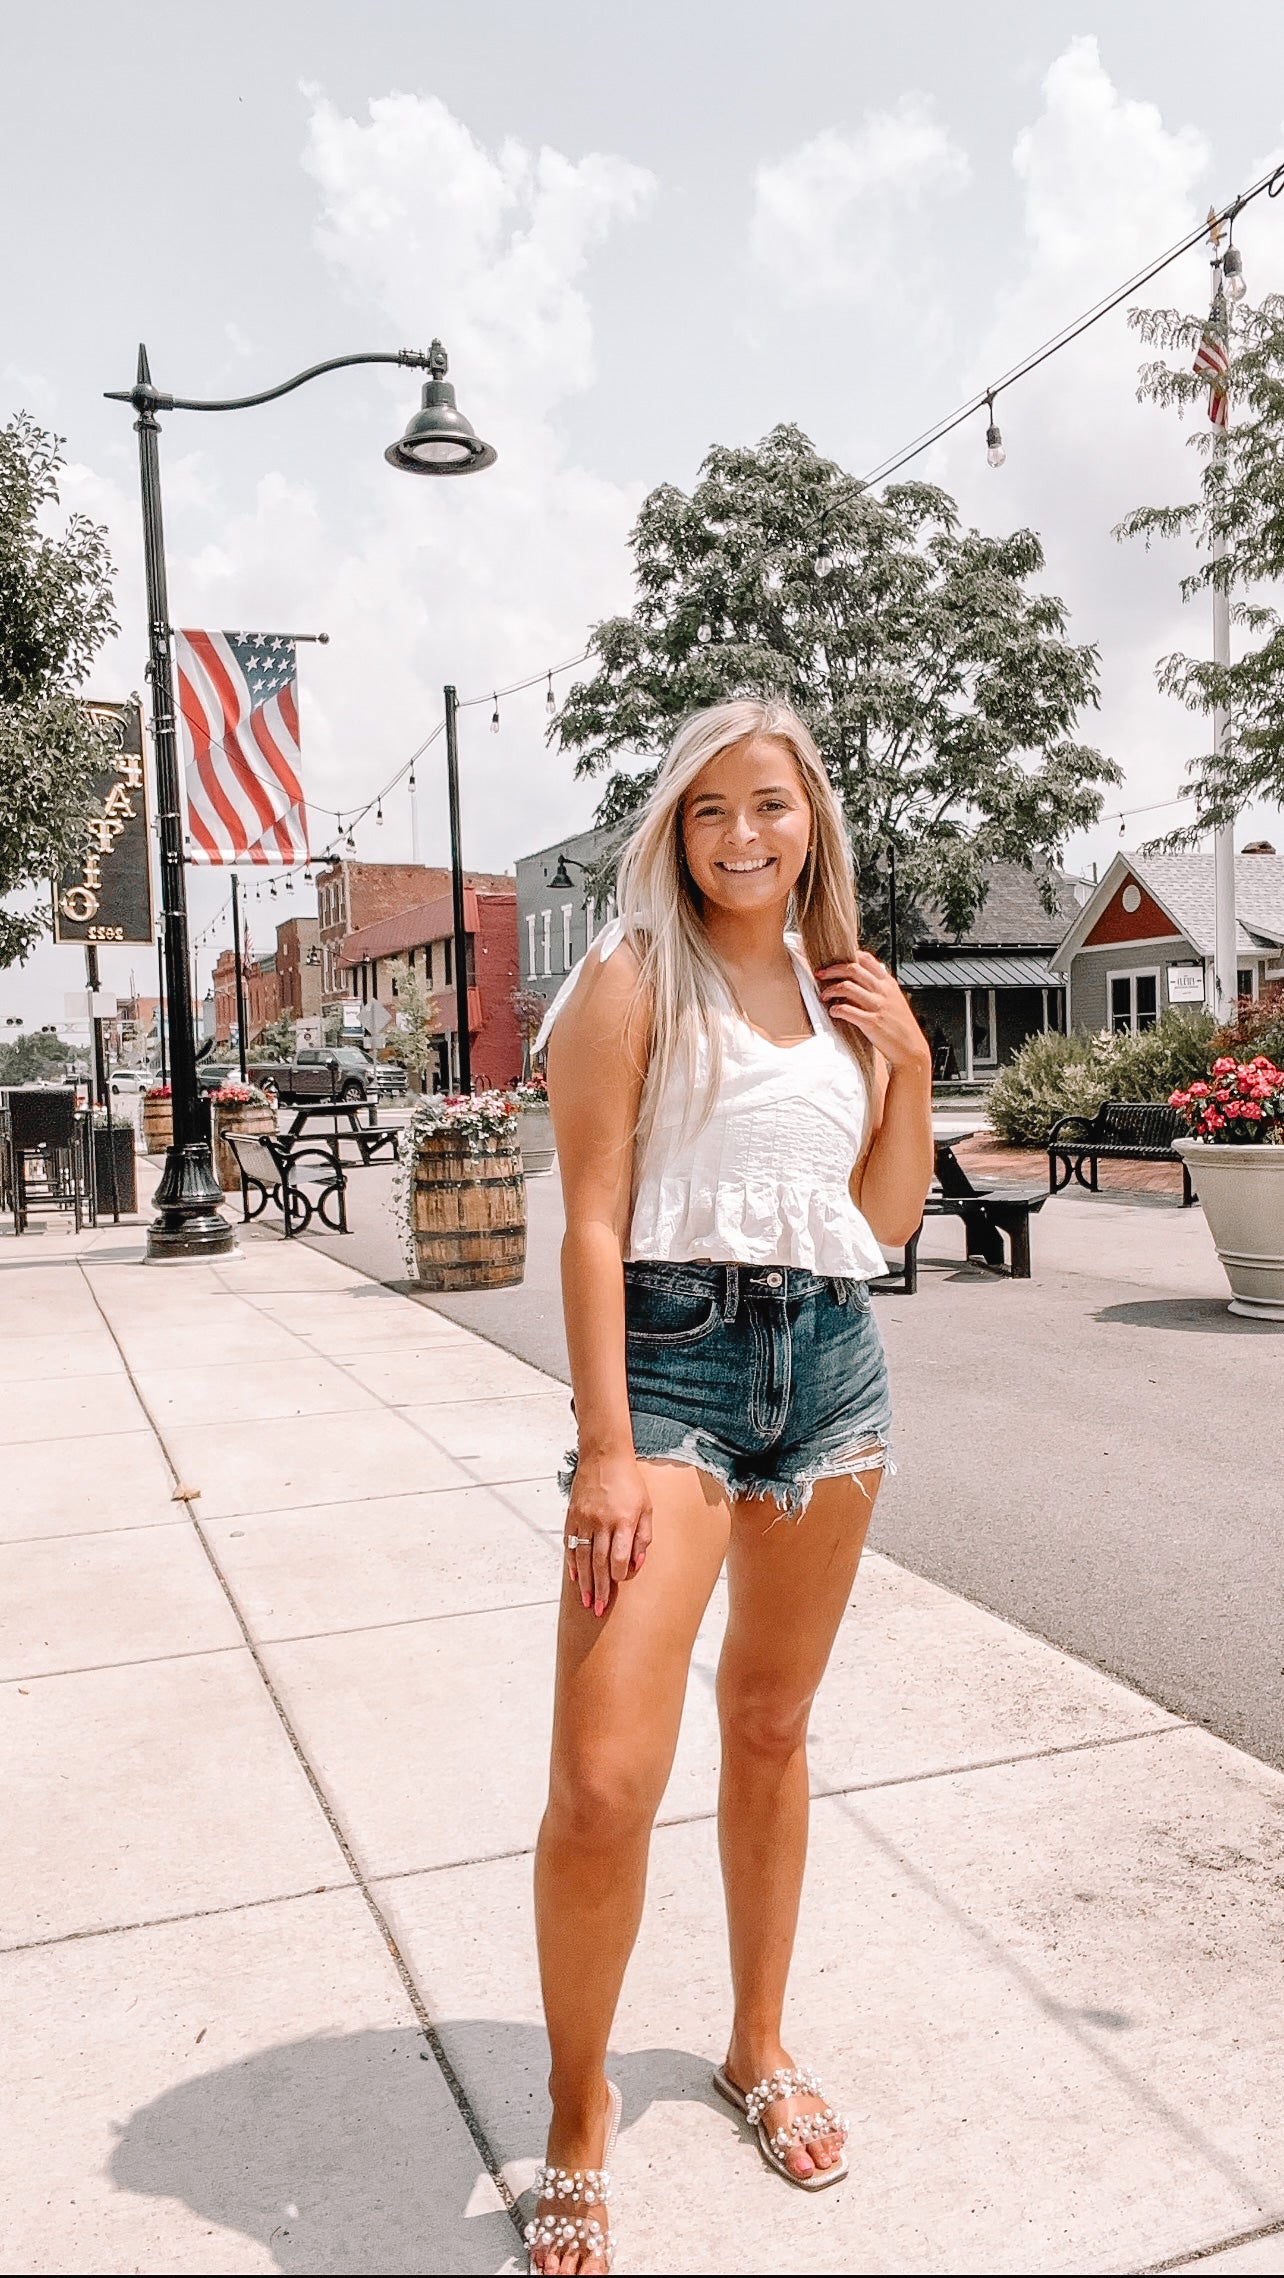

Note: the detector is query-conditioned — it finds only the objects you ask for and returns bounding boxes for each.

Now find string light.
[1223,242,1246,302]
[545,673,556,716]
[490,694,500,734]
[345,826,356,851]
[815,534,834,579]
[985,393,1006,469]
[375,797,384,826]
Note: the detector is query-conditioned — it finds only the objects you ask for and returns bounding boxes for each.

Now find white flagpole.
[1208,234,1238,1024]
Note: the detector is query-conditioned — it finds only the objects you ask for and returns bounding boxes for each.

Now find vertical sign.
[52,699,154,946]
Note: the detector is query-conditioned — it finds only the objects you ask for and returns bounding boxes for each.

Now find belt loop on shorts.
[721,1265,740,1323]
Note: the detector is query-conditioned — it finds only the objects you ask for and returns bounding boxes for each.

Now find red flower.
[1188,1081,1209,1097]
[1211,1056,1237,1076]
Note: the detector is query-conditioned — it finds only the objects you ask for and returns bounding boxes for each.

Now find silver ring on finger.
[565,1535,592,1550]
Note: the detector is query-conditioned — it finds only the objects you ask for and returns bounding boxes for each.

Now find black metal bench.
[1047,1101,1193,1207]
[872,1141,1047,1291]
[226,1132,349,1238]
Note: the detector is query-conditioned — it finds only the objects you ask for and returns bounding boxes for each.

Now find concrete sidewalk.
[3,1220,1284,2275]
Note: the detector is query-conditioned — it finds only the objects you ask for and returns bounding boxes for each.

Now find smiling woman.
[522,697,933,2274]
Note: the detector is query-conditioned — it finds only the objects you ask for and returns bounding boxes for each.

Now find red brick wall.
[212,952,236,1044]
[315,861,513,1004]
[471,894,522,1089]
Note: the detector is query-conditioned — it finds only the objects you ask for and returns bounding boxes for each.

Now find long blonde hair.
[614,697,875,1151]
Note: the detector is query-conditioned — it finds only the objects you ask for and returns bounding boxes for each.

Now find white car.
[108,1068,155,1095]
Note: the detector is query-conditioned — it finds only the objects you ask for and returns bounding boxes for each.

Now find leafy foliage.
[1118,294,1284,831]
[551,425,1117,948]
[254,1012,297,1058]
[385,958,440,1086]
[988,1008,1217,1146]
[1212,979,1284,1070]
[0,415,117,966]
[0,1027,83,1084]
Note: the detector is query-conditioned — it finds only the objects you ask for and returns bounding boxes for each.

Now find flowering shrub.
[209,1083,272,1107]
[1170,1056,1284,1144]
[408,1090,519,1150]
[144,1083,171,1100]
[510,1076,549,1108]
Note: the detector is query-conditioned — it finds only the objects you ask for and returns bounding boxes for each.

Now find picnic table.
[280,1100,400,1169]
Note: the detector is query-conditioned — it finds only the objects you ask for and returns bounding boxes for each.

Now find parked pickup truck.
[247,1047,375,1104]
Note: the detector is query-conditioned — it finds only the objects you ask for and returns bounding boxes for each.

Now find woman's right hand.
[565,1450,652,1618]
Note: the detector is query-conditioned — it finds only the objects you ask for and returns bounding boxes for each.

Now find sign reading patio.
[52,699,154,946]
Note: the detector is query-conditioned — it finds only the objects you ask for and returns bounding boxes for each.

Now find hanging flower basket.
[1171,1056,1284,1320]
[397,1092,526,1290]
[210,1084,278,1191]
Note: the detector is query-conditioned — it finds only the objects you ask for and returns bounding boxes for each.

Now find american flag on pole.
[175,629,310,865]
[1193,285,1230,428]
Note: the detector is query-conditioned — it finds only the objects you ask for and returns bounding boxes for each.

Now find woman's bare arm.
[546,940,653,1616]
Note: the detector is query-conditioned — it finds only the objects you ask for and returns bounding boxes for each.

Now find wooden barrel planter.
[410,1131,526,1289]
[213,1099,279,1190]
[141,1094,173,1155]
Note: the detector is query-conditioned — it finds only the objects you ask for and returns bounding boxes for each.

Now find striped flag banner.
[1193,286,1230,428]
[175,629,310,865]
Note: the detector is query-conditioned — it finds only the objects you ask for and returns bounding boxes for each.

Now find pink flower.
[1212,1056,1237,1076]
[1189,1081,1209,1097]
[1243,1102,1263,1121]
[1206,1110,1226,1129]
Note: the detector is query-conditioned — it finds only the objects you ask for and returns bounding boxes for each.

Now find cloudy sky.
[4,1,1284,1022]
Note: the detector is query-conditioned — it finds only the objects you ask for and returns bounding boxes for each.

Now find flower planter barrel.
[410,1131,526,1290]
[516,1106,556,1176]
[1175,1140,1284,1320]
[213,1100,279,1191]
[141,1095,172,1155]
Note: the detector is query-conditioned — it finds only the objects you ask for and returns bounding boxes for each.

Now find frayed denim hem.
[558,1435,893,1521]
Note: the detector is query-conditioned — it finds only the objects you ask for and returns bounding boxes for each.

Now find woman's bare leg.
[717,1468,880,2179]
[532,1462,731,2275]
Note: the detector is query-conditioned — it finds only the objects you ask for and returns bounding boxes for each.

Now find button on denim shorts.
[563,1261,893,1521]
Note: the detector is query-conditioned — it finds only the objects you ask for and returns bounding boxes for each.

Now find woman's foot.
[722,2041,847,2181]
[526,2077,615,2275]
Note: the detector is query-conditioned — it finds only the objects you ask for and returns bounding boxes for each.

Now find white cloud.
[749,98,969,304]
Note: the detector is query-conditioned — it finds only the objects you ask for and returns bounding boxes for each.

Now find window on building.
[443,937,453,987]
[526,912,537,979]
[1238,967,1256,1001]
[585,897,597,949]
[1109,970,1159,1034]
[971,988,996,1066]
[541,908,551,978]
[561,903,573,970]
[466,936,476,985]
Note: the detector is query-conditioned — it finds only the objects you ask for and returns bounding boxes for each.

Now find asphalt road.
[303,1159,1284,1771]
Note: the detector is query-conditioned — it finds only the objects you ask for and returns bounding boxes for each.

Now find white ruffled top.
[536,921,887,1279]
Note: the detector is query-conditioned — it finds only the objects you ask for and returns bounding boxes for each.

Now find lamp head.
[386,340,497,475]
[549,855,574,889]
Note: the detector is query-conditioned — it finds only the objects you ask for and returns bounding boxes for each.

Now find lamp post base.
[146,1139,236,1260]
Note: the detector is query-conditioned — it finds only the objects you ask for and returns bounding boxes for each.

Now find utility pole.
[230,873,250,1083]
[1208,225,1238,1024]
[443,684,472,1094]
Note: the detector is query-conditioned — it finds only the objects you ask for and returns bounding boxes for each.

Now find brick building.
[340,887,520,1091]
[275,916,321,1023]
[314,862,510,1022]
[213,915,323,1045]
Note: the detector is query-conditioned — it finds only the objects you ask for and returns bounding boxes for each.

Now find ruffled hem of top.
[628,1176,887,1280]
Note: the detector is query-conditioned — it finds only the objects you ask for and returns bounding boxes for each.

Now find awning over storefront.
[898,954,1061,991]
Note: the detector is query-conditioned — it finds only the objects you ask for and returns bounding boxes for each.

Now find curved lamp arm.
[106,343,444,415]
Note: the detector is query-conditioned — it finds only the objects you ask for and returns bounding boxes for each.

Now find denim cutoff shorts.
[562,1262,893,1521]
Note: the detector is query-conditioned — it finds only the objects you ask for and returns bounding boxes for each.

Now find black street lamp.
[106,340,495,1259]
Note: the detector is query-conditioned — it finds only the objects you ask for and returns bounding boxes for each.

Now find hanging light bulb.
[269,879,278,899]
[345,826,356,851]
[376,797,384,826]
[815,534,834,579]
[546,672,556,716]
[985,394,1006,468]
[490,694,500,734]
[1223,243,1246,302]
[285,872,294,893]
[303,865,313,883]
[408,767,416,794]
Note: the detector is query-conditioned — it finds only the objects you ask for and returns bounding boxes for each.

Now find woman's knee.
[719,1683,813,1765]
[545,1745,664,1850]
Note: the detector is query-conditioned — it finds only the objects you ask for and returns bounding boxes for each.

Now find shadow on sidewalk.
[1092,1296,1284,1334]
[108,2019,717,2274]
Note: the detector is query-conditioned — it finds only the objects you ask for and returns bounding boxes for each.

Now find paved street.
[4,1204,1284,2274]
[305,1154,1284,1771]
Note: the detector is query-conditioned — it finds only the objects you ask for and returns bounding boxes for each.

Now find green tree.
[0,415,118,967]
[254,1011,297,1058]
[0,1027,84,1084]
[385,959,440,1090]
[552,425,1118,947]
[511,985,548,1077]
[1117,295,1284,834]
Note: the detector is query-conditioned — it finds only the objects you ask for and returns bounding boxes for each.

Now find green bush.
[987,1008,1218,1147]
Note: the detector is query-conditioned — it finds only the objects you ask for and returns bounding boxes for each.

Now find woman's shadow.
[108,2019,720,2274]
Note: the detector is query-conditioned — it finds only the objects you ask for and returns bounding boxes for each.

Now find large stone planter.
[1175,1139,1284,1321]
[212,1099,278,1191]
[410,1131,526,1289]
[141,1094,172,1155]
[516,1106,556,1176]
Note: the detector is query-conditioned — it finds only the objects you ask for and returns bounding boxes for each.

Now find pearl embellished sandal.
[525,2078,621,2272]
[712,2063,848,2191]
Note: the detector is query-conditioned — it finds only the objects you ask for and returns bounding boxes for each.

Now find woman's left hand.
[814,952,931,1073]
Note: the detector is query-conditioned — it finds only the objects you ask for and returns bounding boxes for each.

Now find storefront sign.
[1167,964,1207,1004]
[52,699,154,946]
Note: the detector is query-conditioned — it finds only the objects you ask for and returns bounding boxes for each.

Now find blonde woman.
[525,699,932,2275]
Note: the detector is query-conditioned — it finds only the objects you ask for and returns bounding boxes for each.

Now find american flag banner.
[1193,286,1230,428]
[175,629,310,865]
